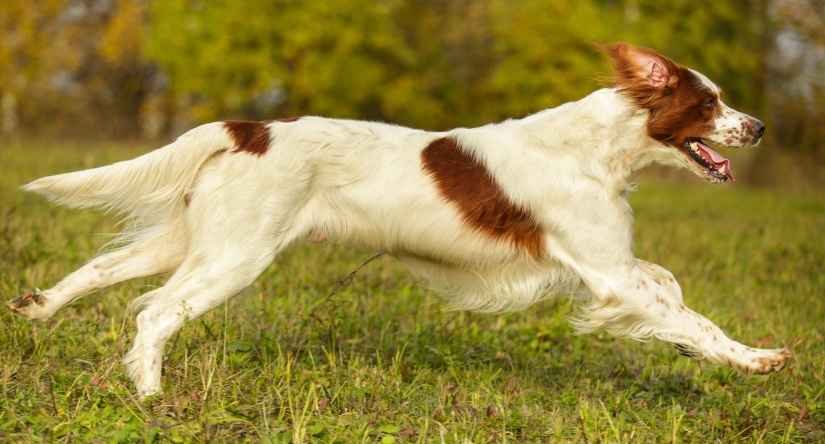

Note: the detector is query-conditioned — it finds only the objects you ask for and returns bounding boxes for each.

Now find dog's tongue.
[696,141,735,182]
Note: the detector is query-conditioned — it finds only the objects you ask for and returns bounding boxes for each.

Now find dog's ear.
[599,43,681,108]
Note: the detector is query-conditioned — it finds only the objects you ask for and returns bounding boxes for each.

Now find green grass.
[1,141,823,443]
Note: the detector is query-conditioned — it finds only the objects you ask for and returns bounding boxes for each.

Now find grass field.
[1,142,823,443]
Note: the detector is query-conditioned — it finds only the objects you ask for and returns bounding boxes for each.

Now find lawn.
[1,141,823,443]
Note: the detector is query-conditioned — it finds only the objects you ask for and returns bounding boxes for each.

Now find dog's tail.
[22,122,233,217]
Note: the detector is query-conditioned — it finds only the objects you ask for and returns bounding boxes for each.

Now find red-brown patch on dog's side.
[421,137,544,259]
[224,120,273,156]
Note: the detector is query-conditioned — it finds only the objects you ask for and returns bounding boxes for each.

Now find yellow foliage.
[99,1,148,66]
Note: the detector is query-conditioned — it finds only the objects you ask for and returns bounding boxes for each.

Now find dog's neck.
[514,88,683,185]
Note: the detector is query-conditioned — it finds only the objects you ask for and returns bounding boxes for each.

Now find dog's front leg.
[573,259,789,374]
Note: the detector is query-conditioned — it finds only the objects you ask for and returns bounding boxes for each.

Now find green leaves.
[146,0,407,122]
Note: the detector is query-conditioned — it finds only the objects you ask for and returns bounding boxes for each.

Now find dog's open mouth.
[684,138,734,182]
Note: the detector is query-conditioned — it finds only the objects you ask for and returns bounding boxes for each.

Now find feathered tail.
[23,122,232,216]
[22,122,235,246]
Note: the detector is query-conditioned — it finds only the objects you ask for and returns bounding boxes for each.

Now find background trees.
[0,0,822,188]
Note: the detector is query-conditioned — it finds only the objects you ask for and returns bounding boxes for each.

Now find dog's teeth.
[718,165,727,175]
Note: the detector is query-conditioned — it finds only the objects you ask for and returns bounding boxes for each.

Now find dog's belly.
[309,187,534,269]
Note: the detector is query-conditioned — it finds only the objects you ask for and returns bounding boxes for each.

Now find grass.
[1,141,823,443]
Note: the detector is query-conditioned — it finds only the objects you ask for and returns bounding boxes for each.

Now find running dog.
[7,43,788,397]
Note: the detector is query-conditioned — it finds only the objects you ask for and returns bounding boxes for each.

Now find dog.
[7,43,789,397]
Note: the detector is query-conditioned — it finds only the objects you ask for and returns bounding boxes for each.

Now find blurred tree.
[0,0,65,137]
[768,0,825,156]
[751,0,825,188]
[147,0,415,126]
[486,0,623,119]
[0,0,155,139]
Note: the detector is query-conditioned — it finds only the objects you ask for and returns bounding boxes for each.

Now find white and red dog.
[8,43,788,397]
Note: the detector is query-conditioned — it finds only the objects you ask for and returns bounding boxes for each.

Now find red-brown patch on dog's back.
[223,120,274,156]
[277,116,303,123]
[421,137,544,259]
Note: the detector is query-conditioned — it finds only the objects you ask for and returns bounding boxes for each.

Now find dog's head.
[602,43,764,183]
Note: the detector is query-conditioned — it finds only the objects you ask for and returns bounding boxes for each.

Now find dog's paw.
[738,348,790,375]
[6,289,51,321]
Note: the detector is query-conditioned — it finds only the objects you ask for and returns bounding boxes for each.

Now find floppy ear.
[600,42,681,108]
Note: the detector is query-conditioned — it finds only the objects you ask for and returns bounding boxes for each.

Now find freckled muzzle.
[685,116,765,183]
[724,113,765,147]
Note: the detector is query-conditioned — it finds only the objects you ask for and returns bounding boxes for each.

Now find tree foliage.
[0,0,153,137]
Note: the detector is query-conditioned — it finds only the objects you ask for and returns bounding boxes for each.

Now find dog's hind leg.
[123,222,302,397]
[123,180,313,397]
[6,224,186,321]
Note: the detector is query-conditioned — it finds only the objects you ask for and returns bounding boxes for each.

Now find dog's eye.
[703,99,715,109]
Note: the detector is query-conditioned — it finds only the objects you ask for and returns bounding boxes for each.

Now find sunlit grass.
[1,142,823,442]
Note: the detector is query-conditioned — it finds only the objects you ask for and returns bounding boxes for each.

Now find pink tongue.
[697,141,735,181]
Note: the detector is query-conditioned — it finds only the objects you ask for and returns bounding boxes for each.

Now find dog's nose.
[752,120,765,138]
